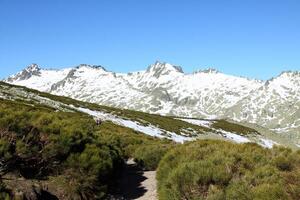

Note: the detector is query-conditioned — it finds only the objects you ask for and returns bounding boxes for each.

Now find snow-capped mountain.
[5,62,300,137]
[225,71,300,139]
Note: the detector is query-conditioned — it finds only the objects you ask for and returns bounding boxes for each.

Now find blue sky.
[0,0,299,80]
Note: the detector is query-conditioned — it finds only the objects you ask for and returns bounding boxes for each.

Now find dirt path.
[112,159,158,200]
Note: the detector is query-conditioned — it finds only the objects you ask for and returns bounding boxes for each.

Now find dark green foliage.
[0,99,120,198]
[64,144,120,199]
[157,140,300,200]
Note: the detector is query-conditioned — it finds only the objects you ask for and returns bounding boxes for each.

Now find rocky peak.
[76,64,107,72]
[146,61,184,77]
[6,63,41,82]
[25,63,40,72]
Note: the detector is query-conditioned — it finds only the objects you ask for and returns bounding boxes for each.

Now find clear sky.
[0,0,299,80]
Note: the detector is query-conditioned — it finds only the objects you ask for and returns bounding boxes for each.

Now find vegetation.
[157,140,300,200]
[212,120,260,135]
[133,144,174,170]
[0,98,172,199]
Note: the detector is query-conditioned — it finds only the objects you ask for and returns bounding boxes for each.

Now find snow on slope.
[259,138,279,148]
[6,62,262,117]
[121,63,262,117]
[7,64,72,92]
[51,65,150,110]
[178,118,213,128]
[5,62,300,138]
[178,118,281,148]
[222,131,250,143]
[0,82,191,143]
[72,106,192,143]
[178,118,251,144]
[0,81,290,147]
[225,71,300,139]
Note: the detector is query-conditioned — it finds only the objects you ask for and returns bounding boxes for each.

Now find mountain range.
[5,62,300,141]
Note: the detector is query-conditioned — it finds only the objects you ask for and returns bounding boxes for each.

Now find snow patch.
[259,138,279,148]
[178,118,213,128]
[73,106,192,143]
[221,131,251,143]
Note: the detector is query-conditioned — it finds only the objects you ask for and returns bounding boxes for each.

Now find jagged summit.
[76,64,107,71]
[26,63,40,72]
[145,61,184,79]
[146,61,184,74]
[7,63,41,82]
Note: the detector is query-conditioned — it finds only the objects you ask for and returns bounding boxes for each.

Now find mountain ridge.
[5,62,300,140]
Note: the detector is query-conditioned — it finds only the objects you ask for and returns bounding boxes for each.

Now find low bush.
[157,140,300,200]
[133,144,173,170]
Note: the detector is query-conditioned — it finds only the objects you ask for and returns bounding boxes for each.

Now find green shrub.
[133,144,172,170]
[64,143,121,199]
[157,140,300,200]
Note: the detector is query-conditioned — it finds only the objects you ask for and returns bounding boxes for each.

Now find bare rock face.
[5,62,300,137]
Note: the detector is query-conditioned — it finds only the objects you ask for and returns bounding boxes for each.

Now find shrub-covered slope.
[157,140,300,200]
[0,98,175,199]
